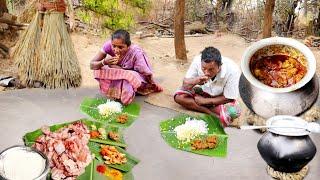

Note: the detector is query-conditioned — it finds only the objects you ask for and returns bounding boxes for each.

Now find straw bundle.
[17,0,37,23]
[13,0,82,89]
[39,11,81,88]
[13,12,42,86]
[267,165,308,180]
[303,106,320,122]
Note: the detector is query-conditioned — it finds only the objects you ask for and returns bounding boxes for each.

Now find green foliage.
[103,11,135,30]
[124,0,151,14]
[82,0,151,30]
[77,10,91,24]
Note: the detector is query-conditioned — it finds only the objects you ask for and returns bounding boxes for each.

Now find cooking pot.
[257,115,317,173]
[241,37,316,93]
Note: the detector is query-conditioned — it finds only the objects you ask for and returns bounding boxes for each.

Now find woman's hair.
[111,29,131,46]
[201,47,222,66]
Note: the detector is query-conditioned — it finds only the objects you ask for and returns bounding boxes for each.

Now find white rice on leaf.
[174,117,208,142]
[97,100,123,117]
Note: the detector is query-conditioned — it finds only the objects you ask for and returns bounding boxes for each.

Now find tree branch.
[0,17,28,27]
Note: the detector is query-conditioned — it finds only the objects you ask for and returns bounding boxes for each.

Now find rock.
[32,81,43,88]
[185,21,207,34]
[0,23,8,30]
[2,12,17,21]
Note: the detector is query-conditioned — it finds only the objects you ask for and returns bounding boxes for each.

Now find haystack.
[39,11,81,88]
[13,0,81,88]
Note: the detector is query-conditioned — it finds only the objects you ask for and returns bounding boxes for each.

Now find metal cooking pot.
[239,37,319,118]
[241,37,316,93]
[239,74,319,118]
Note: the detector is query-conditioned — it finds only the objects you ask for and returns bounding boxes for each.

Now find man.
[174,47,241,126]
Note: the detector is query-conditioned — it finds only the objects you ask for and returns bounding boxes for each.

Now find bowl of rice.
[0,145,49,180]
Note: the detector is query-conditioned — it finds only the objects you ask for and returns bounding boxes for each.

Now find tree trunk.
[0,0,8,15]
[263,0,276,38]
[316,6,320,35]
[285,0,299,35]
[174,0,187,61]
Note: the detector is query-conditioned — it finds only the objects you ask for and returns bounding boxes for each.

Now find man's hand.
[197,75,209,85]
[183,75,208,90]
[194,95,211,105]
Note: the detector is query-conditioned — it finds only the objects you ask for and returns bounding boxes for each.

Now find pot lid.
[266,115,311,136]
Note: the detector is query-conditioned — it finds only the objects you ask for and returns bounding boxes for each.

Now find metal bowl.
[241,37,316,93]
[0,145,49,180]
[239,74,319,118]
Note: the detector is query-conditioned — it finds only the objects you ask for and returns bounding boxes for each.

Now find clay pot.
[257,131,316,173]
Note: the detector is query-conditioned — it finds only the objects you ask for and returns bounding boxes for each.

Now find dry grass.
[17,0,37,23]
[39,12,82,88]
[12,12,41,86]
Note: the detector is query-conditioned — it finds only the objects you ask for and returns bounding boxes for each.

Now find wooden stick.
[139,33,155,39]
[0,48,7,57]
[0,17,28,27]
[0,42,9,52]
[159,34,205,38]
[138,21,170,28]
[66,0,76,31]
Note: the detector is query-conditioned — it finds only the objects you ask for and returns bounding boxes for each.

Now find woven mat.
[267,165,309,180]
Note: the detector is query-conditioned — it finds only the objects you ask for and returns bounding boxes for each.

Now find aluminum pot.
[239,74,319,118]
[241,37,316,93]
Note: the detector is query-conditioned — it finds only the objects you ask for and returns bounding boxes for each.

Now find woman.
[90,29,162,105]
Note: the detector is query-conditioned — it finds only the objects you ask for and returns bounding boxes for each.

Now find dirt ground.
[1,32,320,124]
[72,33,250,88]
[2,32,320,84]
[2,32,320,97]
[70,33,320,116]
[71,32,320,88]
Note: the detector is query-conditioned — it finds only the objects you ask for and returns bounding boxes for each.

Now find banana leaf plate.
[88,141,140,172]
[80,97,140,128]
[23,120,139,178]
[82,119,127,148]
[24,119,127,148]
[75,159,134,180]
[160,114,228,157]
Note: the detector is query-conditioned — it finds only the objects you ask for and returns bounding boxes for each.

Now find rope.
[36,0,66,13]
[266,165,309,180]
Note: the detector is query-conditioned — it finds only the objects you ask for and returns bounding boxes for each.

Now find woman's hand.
[104,55,120,65]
